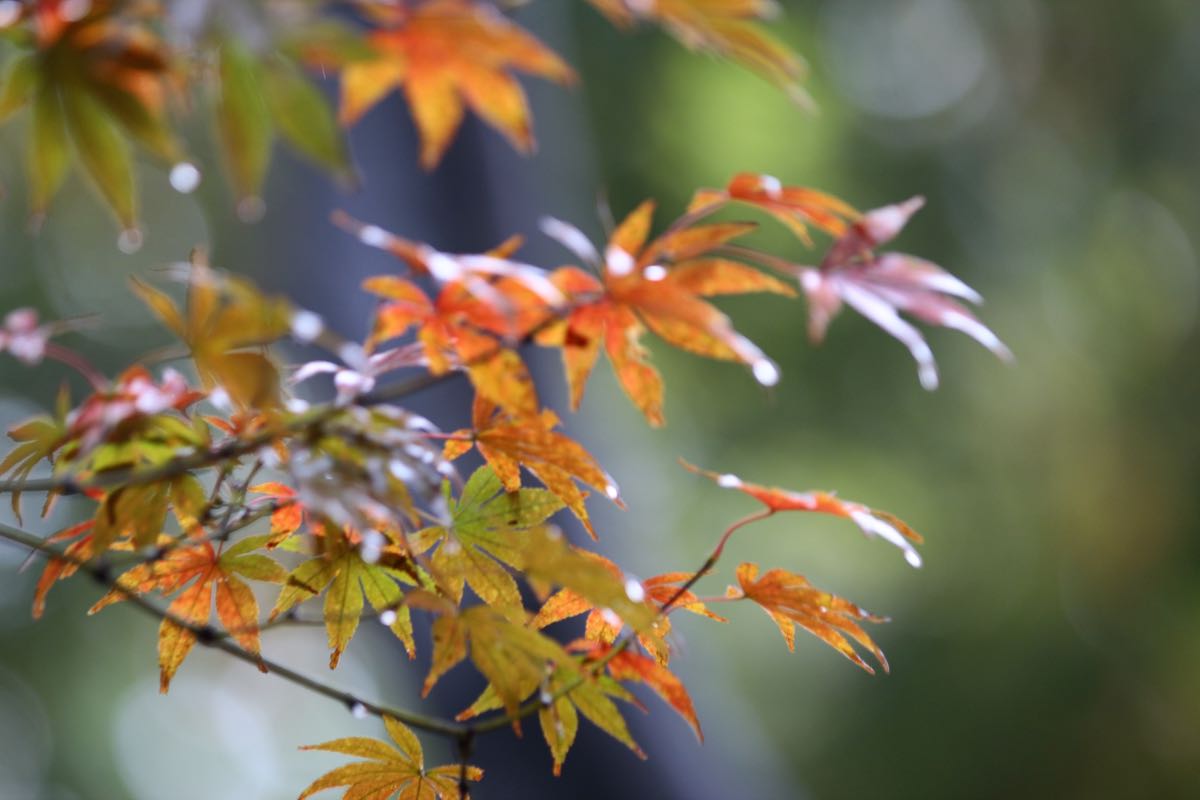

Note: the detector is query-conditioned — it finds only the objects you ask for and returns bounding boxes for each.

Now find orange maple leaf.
[300,715,482,800]
[689,172,859,244]
[341,0,576,167]
[537,201,794,425]
[533,556,725,664]
[362,273,541,418]
[91,538,286,691]
[443,394,620,537]
[731,562,889,674]
[587,0,810,106]
[572,640,704,743]
[682,460,924,567]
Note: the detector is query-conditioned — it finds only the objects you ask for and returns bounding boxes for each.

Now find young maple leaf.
[796,196,1014,390]
[300,715,482,800]
[410,466,564,620]
[587,0,810,106]
[443,394,621,537]
[682,460,924,568]
[269,530,419,667]
[537,200,793,426]
[533,558,725,665]
[90,536,287,692]
[731,562,889,674]
[341,0,576,168]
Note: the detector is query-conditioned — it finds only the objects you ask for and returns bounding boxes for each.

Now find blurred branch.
[0,520,468,738]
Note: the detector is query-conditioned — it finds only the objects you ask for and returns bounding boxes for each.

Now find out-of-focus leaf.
[0,54,36,122]
[587,0,810,105]
[0,411,66,523]
[27,84,72,223]
[423,605,572,724]
[339,0,576,167]
[533,561,725,665]
[459,659,645,773]
[131,255,292,409]
[216,41,272,209]
[62,84,137,230]
[261,55,352,180]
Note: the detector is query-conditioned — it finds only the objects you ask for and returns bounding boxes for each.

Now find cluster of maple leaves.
[0,1,1012,798]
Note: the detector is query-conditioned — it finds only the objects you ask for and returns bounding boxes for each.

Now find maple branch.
[658,509,776,614]
[42,342,108,392]
[0,520,468,738]
[0,406,338,497]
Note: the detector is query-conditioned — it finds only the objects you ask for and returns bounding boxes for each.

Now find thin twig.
[0,521,467,738]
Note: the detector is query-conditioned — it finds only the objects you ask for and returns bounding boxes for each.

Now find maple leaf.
[689,172,859,243]
[269,532,419,667]
[533,559,725,665]
[795,196,1013,390]
[443,394,621,537]
[537,200,791,425]
[91,536,287,691]
[249,482,304,547]
[0,384,69,522]
[300,715,482,800]
[421,605,574,723]
[568,639,703,744]
[411,465,564,619]
[338,210,562,307]
[0,0,184,236]
[587,0,810,106]
[31,519,96,619]
[362,273,542,418]
[214,39,354,215]
[88,472,206,554]
[58,365,207,465]
[605,647,702,741]
[341,0,576,167]
[130,254,293,409]
[730,562,889,674]
[459,658,646,775]
[682,460,924,568]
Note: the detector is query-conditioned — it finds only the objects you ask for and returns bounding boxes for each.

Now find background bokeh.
[2,1,1199,798]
